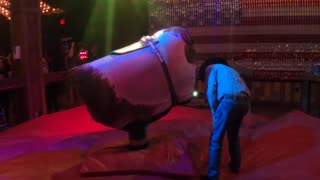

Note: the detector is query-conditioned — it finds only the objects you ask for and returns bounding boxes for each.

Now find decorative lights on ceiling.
[0,0,63,20]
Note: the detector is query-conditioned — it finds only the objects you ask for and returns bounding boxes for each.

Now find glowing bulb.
[193,91,198,97]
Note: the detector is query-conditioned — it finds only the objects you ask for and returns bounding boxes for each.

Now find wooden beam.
[10,0,46,120]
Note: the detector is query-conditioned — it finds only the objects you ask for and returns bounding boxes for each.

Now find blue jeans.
[207,97,250,180]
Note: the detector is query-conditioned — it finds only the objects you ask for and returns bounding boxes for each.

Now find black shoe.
[228,163,240,173]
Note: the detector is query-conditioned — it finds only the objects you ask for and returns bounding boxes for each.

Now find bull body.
[72,27,196,149]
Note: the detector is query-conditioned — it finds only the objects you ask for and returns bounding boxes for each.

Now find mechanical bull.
[70,26,196,150]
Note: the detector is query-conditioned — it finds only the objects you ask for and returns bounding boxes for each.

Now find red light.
[60,19,65,25]
[79,50,88,61]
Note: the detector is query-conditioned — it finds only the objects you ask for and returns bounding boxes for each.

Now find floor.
[0,101,319,180]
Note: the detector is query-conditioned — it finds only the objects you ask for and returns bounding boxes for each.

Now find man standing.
[199,57,250,180]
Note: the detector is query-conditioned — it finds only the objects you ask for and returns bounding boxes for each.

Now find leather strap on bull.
[143,36,177,106]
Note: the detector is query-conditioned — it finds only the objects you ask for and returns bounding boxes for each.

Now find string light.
[0,0,63,20]
[0,0,9,8]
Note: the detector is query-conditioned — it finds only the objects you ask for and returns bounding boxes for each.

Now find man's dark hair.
[198,57,229,82]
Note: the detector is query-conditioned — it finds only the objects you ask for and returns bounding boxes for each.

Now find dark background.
[44,0,149,56]
[0,0,149,57]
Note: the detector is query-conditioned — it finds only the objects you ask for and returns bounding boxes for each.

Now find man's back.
[207,64,250,101]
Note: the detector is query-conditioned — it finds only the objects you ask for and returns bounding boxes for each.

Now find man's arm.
[206,69,217,115]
